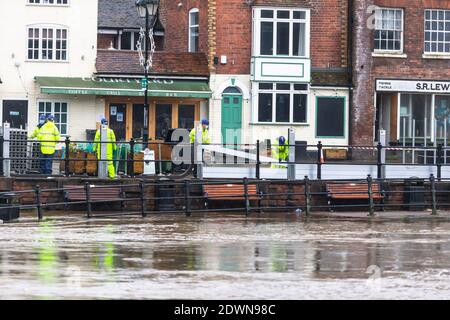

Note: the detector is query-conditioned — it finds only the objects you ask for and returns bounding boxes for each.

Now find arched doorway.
[221,86,242,146]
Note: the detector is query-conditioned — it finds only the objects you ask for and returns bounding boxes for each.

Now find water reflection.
[1,214,450,299]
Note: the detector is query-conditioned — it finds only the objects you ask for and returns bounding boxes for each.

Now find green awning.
[35,77,212,98]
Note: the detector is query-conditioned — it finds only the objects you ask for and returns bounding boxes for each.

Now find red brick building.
[353,0,450,147]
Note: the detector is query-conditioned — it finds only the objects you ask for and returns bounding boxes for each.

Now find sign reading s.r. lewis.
[377,79,450,93]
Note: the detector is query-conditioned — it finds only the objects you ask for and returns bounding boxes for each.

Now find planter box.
[86,153,97,175]
[324,148,347,161]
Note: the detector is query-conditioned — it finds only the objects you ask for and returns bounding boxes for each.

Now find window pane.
[277,10,290,19]
[258,93,273,122]
[261,10,273,18]
[276,22,289,55]
[259,83,273,90]
[276,83,290,90]
[276,94,290,122]
[178,105,195,130]
[260,21,273,55]
[294,84,308,91]
[293,94,307,123]
[293,23,306,56]
[121,32,132,50]
[293,11,306,19]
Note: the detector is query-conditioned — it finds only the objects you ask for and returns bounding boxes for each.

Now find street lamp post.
[136,0,159,145]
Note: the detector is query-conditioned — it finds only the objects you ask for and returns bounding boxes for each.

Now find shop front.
[376,79,450,145]
[35,76,211,142]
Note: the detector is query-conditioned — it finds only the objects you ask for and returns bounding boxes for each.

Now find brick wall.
[352,0,450,145]
[159,0,209,54]
[98,34,116,50]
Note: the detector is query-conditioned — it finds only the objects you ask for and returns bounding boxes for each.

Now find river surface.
[1,211,450,299]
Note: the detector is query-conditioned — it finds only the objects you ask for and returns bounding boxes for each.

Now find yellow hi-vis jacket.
[29,123,44,140]
[93,128,117,159]
[39,121,60,155]
[189,127,211,144]
[272,139,289,161]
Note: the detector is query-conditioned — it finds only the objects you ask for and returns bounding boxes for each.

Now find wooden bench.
[64,185,125,211]
[326,182,384,211]
[203,183,263,209]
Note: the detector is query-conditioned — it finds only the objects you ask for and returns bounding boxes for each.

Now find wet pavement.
[1,211,450,299]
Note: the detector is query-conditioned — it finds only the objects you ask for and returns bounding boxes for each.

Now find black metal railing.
[1,135,450,181]
[0,174,449,221]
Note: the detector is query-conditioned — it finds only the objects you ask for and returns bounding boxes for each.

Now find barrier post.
[367,174,374,216]
[98,125,108,179]
[35,185,42,220]
[430,174,437,215]
[304,176,311,216]
[85,182,92,218]
[256,140,260,180]
[3,123,10,178]
[184,180,192,217]
[140,179,146,217]
[437,144,443,181]
[288,128,296,180]
[243,177,250,216]
[195,126,203,179]
[0,135,4,177]
[64,136,70,177]
[377,142,383,179]
[130,138,135,177]
[317,141,323,180]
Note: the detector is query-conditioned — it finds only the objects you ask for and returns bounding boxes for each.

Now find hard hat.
[278,136,286,145]
[39,114,46,124]
[101,117,108,125]
[46,114,54,121]
[201,119,209,126]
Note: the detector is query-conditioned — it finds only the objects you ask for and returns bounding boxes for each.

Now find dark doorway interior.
[2,100,28,129]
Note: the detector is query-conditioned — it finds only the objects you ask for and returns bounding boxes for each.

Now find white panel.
[385,165,436,179]
[320,165,378,180]
[252,57,311,83]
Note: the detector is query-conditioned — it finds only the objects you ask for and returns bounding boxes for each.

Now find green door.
[221,94,242,146]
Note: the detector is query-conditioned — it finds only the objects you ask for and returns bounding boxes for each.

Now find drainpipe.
[348,0,354,146]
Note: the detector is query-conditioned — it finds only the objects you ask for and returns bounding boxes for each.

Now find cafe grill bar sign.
[376,79,450,94]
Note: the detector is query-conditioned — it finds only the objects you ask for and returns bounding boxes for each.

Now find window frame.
[252,7,311,58]
[424,9,450,55]
[26,24,69,62]
[373,7,404,54]
[119,30,141,51]
[188,8,199,53]
[315,96,346,139]
[27,0,69,6]
[37,99,69,135]
[254,82,309,124]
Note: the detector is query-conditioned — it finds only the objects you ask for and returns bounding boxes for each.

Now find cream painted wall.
[209,75,350,146]
[0,0,98,139]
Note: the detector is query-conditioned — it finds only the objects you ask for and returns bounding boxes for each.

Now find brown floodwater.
[1,211,450,299]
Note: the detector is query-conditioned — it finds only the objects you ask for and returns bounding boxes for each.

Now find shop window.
[256,83,308,123]
[178,105,195,130]
[254,8,309,57]
[155,104,172,140]
[425,9,450,54]
[38,101,68,135]
[27,25,67,61]
[188,8,199,52]
[316,97,345,138]
[374,8,403,52]
[434,95,450,140]
[399,94,432,140]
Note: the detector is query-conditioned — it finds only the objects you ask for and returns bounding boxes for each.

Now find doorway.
[221,89,242,146]
[2,100,28,129]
